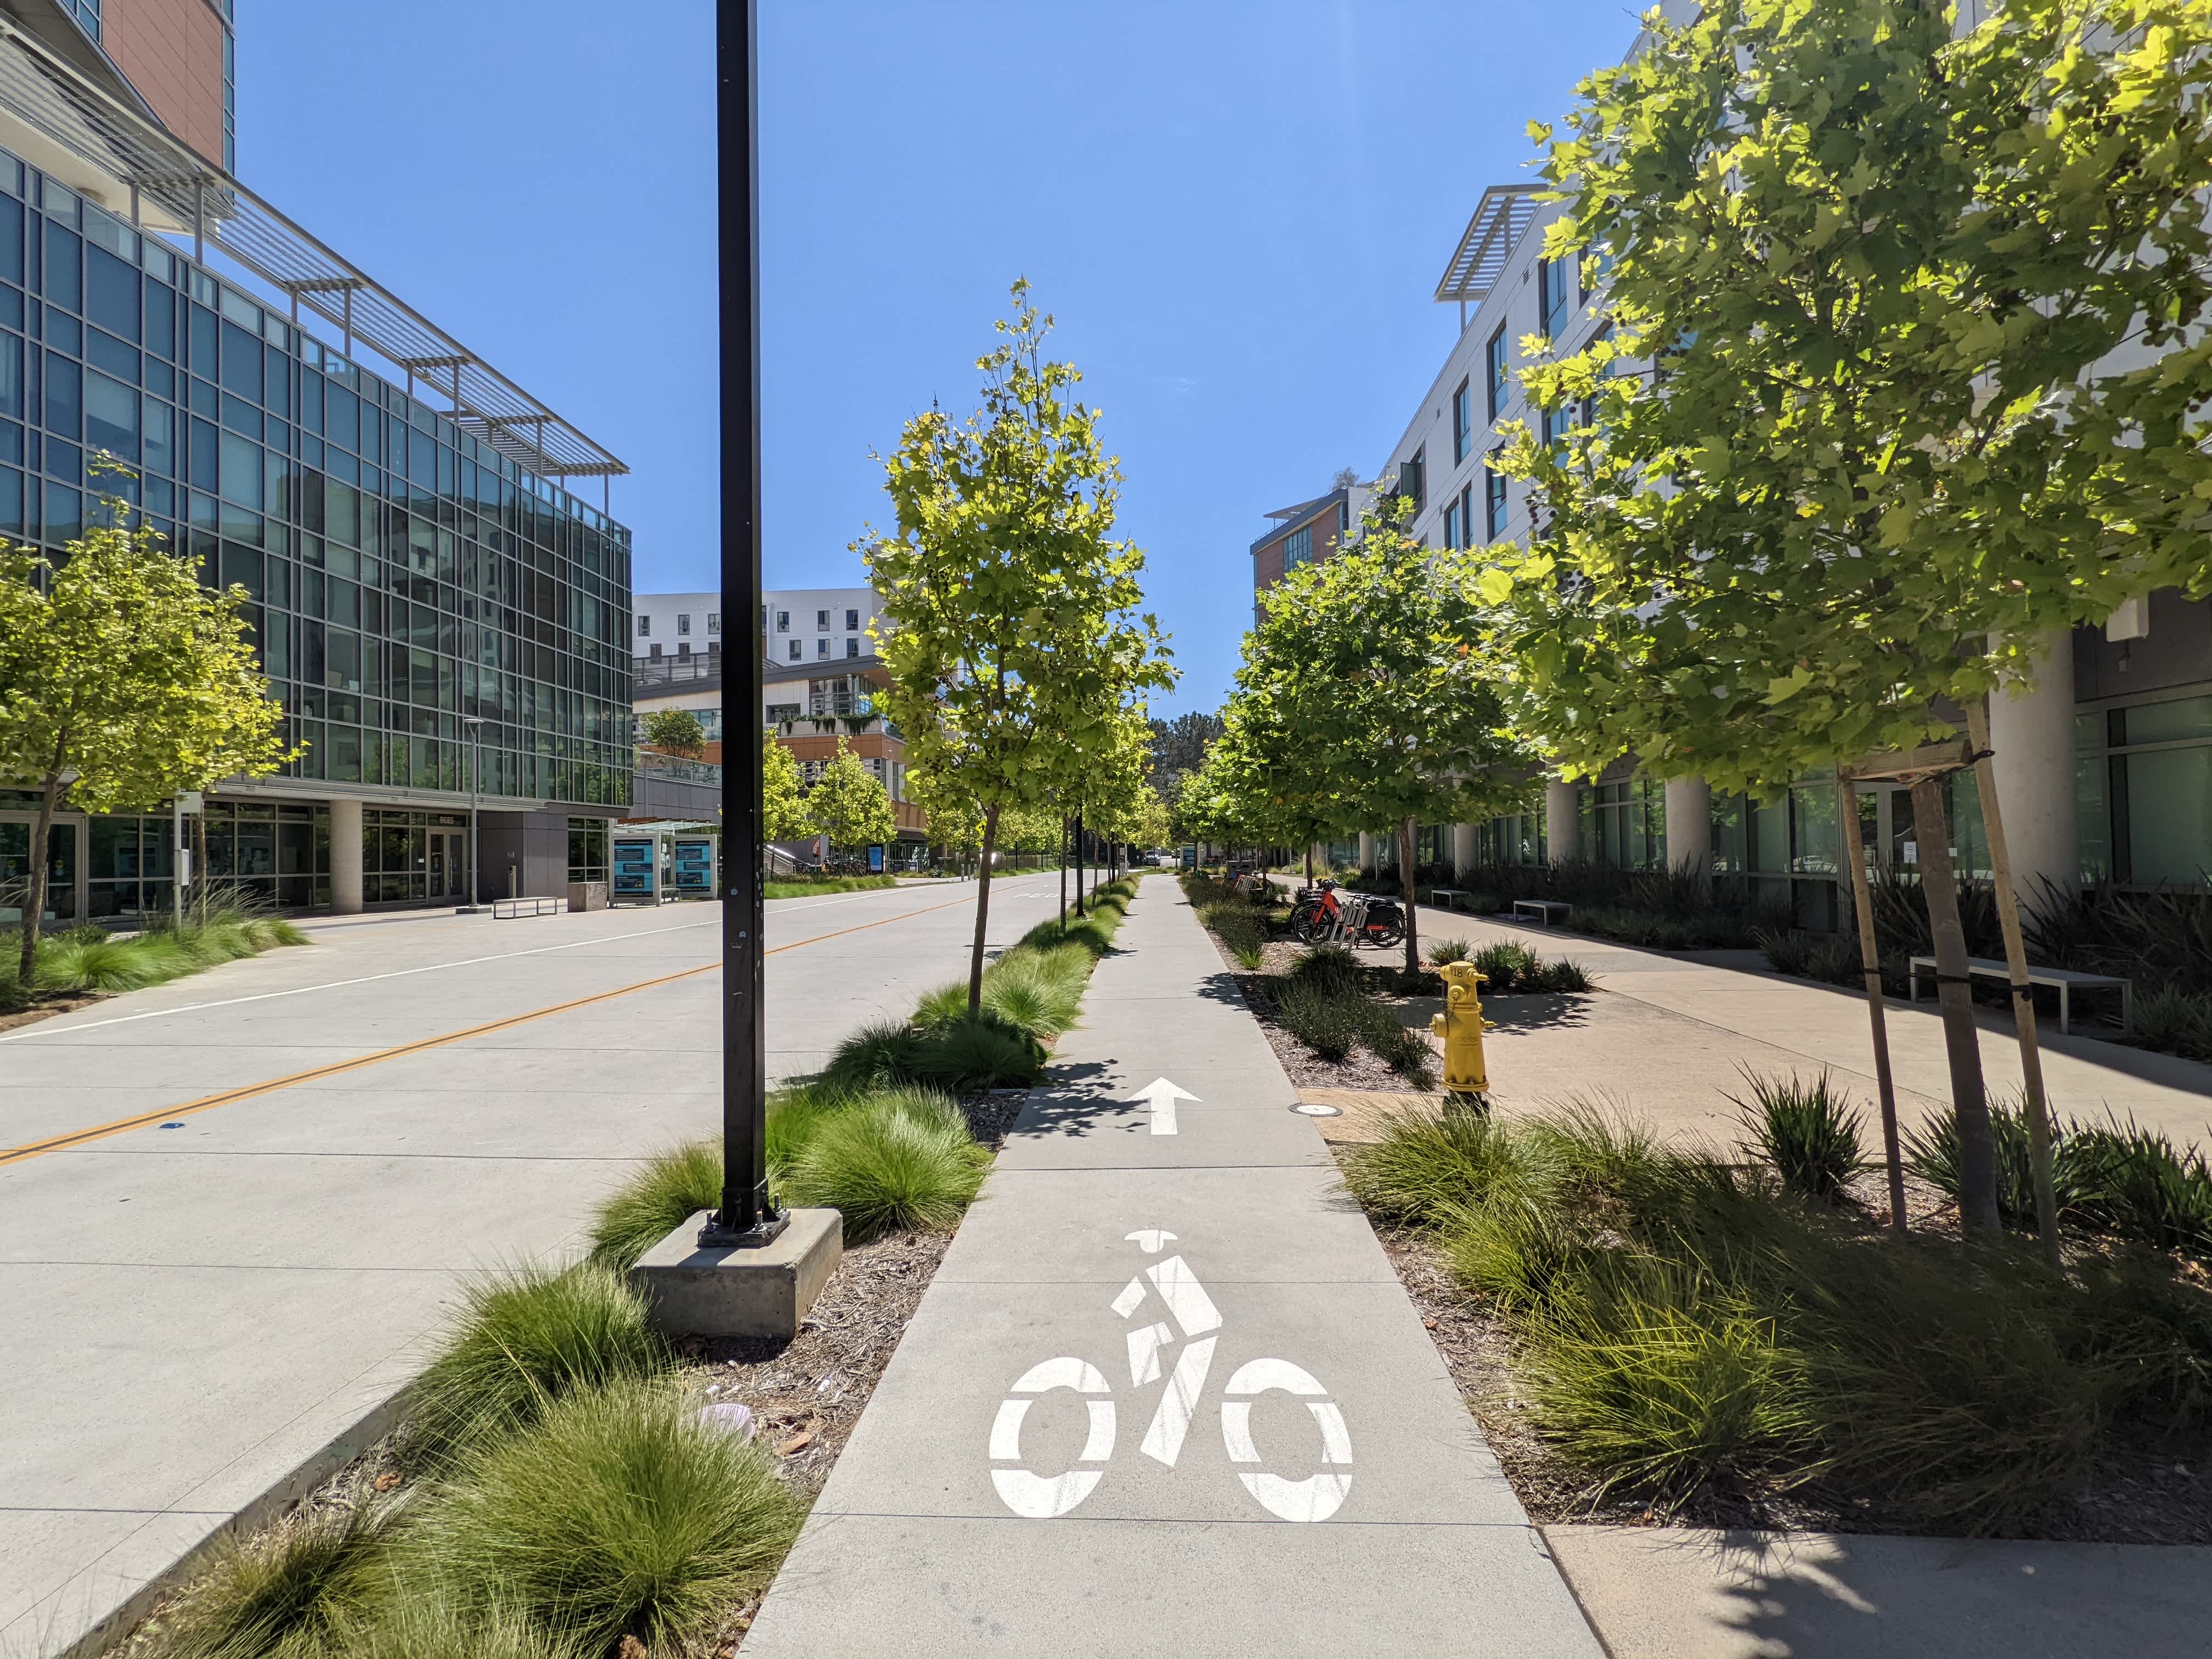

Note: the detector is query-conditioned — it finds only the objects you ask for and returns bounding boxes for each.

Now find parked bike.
[1289,881,1404,950]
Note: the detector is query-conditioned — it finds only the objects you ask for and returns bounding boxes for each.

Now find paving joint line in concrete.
[806,1509,1550,1531]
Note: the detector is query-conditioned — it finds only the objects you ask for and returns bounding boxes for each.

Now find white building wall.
[760,587,882,669]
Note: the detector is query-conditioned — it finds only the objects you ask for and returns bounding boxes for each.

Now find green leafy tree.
[1225,497,1533,973]
[860,281,1175,1009]
[1485,0,2212,1229]
[0,512,289,980]
[641,708,706,759]
[805,737,896,857]
[762,735,811,842]
[1147,709,1223,804]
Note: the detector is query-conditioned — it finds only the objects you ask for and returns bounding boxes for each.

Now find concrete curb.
[57,1387,411,1659]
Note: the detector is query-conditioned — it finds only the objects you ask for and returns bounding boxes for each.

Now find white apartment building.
[760,587,881,669]
[1360,26,2209,918]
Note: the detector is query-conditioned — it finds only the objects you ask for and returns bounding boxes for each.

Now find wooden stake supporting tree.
[1963,701,2064,1268]
[1834,772,1908,1233]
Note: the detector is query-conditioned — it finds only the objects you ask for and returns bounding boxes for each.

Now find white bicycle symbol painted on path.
[989,1229,1353,1523]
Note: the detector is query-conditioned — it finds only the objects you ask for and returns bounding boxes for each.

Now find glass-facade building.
[0,133,633,923]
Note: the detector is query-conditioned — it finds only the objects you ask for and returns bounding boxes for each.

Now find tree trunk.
[18,765,63,984]
[1398,815,1420,978]
[1074,811,1086,917]
[1839,777,1908,1235]
[1058,814,1069,927]
[1910,775,1999,1232]
[1305,845,1314,884]
[1964,703,2062,1269]
[967,803,1001,1015]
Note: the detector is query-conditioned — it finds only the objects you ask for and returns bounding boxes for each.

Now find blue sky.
[241,2,1638,715]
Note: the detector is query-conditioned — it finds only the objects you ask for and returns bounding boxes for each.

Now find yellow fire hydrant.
[1428,959,1493,1102]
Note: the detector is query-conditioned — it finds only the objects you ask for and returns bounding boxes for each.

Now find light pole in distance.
[459,715,486,914]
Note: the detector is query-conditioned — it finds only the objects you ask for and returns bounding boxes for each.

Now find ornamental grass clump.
[1728,1069,1865,1203]
[399,1263,669,1471]
[1198,899,1268,968]
[1344,1102,2212,1527]
[584,1141,723,1272]
[910,1009,1045,1091]
[320,1601,577,1659]
[392,1378,800,1656]
[157,1499,396,1659]
[774,1086,988,1239]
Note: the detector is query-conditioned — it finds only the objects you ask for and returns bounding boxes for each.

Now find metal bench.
[493,895,568,919]
[1427,888,1470,911]
[1906,955,2133,1035]
[1512,899,1572,928]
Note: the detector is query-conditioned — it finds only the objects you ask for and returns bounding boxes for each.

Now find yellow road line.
[0,882,1032,1169]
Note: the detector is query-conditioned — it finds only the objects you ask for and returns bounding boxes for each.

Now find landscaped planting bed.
[1340,1092,2212,1544]
[0,898,309,1032]
[1184,873,1593,1093]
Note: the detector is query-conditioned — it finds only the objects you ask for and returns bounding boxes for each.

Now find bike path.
[742,882,1604,1657]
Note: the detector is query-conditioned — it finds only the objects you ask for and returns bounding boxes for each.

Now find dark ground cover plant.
[1727,1069,1865,1203]
[1907,1100,2212,1257]
[1342,1105,2212,1531]
[1426,935,1593,995]
[1264,945,1432,1084]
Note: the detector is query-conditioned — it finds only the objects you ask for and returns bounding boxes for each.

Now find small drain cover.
[1290,1102,1342,1118]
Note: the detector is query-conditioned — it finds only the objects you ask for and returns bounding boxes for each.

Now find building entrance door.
[0,813,86,926]
[427,831,461,901]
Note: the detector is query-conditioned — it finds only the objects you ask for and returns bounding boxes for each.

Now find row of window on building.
[1359,689,2209,911]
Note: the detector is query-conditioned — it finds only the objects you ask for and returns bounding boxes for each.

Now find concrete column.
[1452,822,1478,878]
[329,798,363,915]
[1664,776,1713,875]
[1985,628,2079,902]
[1545,780,1578,865]
[1357,831,1375,873]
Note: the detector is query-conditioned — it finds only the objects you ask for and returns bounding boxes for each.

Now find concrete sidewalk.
[1410,901,2212,1153]
[742,881,1604,1657]
[1546,1525,2212,1657]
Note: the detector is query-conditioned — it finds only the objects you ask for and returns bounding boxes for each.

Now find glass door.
[0,815,84,924]
[427,832,453,899]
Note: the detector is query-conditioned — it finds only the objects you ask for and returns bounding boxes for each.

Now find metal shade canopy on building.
[1434,183,1544,306]
[0,15,627,490]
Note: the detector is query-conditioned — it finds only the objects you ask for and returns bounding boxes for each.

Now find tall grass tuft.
[910,1010,1044,1091]
[393,1379,800,1656]
[1340,1108,1519,1226]
[1337,1103,2212,1528]
[585,1142,723,1272]
[160,1500,395,1659]
[1272,979,1359,1061]
[2067,1116,2212,1256]
[819,1018,930,1092]
[1728,1069,1865,1203]
[776,1087,989,1239]
[322,1600,578,1659]
[400,1263,668,1471]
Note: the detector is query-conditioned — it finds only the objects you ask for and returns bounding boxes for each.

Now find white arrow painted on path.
[1127,1077,1199,1136]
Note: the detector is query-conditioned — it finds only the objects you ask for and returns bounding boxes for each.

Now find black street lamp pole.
[702,0,782,1248]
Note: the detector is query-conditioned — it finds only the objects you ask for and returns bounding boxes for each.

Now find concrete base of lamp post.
[630,1207,842,1340]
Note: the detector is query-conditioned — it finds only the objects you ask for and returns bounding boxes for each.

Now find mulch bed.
[0,989,105,1035]
[1362,1165,2212,1546]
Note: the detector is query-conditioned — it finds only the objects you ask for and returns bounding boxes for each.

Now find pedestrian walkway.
[1412,901,2212,1152]
[742,882,1605,1657]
